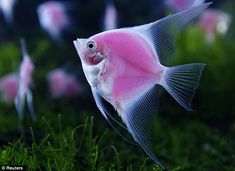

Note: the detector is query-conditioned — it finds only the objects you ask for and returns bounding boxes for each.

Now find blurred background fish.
[0,73,18,102]
[47,68,81,98]
[103,0,118,31]
[14,39,36,121]
[198,9,231,42]
[37,1,70,42]
[0,0,17,25]
[166,0,205,11]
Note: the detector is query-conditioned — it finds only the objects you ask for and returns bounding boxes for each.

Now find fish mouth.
[73,38,81,52]
[73,38,87,52]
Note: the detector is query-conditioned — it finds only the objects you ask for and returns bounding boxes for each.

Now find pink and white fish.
[198,9,231,43]
[74,3,211,169]
[47,69,80,98]
[15,39,36,121]
[103,1,118,31]
[0,73,18,102]
[37,1,70,41]
[166,0,204,11]
[0,0,17,24]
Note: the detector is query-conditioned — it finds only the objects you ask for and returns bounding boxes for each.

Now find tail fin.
[161,63,205,111]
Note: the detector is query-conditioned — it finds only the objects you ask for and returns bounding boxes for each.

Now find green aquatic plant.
[0,112,234,170]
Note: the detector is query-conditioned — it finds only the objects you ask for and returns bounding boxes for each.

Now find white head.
[73,38,108,88]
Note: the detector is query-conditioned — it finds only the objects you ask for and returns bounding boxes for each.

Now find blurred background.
[0,0,234,170]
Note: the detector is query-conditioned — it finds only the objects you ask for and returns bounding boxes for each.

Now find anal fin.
[121,85,166,170]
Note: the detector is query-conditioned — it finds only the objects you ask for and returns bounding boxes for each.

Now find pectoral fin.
[92,88,136,145]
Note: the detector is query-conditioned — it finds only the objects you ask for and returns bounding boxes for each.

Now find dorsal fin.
[130,3,211,65]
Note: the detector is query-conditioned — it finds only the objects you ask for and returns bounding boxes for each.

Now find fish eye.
[86,40,97,50]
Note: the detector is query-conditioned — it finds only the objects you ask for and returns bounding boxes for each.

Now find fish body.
[47,69,80,98]
[80,30,164,104]
[74,3,211,170]
[15,39,36,121]
[19,56,34,96]
[37,1,70,41]
[0,73,18,102]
